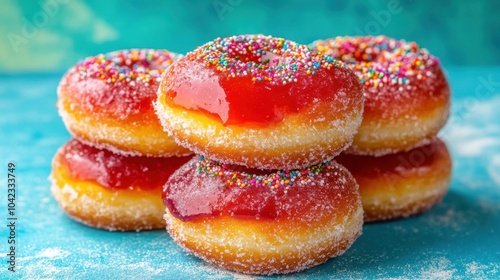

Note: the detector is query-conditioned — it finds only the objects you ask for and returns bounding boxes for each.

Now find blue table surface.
[0,67,499,279]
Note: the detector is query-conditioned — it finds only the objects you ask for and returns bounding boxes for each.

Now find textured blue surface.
[0,68,500,279]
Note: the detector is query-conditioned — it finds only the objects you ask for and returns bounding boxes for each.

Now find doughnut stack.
[155,35,366,274]
[50,35,452,275]
[50,49,192,231]
[310,36,452,222]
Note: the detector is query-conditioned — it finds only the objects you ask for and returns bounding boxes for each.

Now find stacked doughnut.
[155,35,366,274]
[51,49,192,231]
[310,36,452,222]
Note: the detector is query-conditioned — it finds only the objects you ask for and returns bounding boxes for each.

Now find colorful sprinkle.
[76,49,179,84]
[187,34,348,85]
[194,155,332,189]
[310,36,439,88]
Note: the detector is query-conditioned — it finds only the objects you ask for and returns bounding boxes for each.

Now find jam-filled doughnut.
[58,49,192,157]
[155,35,364,170]
[50,139,191,231]
[163,156,363,275]
[311,36,450,156]
[336,138,451,222]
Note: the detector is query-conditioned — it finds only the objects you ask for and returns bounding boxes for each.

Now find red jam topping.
[162,35,353,126]
[163,156,352,222]
[59,139,191,190]
[62,49,178,121]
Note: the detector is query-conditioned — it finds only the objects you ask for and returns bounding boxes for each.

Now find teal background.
[1,0,499,73]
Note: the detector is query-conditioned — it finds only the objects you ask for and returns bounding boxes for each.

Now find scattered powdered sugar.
[418,257,457,280]
[17,248,72,279]
[465,261,500,279]
[397,258,500,280]
[442,96,500,158]
[20,248,71,262]
[19,247,241,280]
[441,95,500,194]
[452,137,499,157]
[419,198,481,235]
[488,154,500,186]
[19,260,72,280]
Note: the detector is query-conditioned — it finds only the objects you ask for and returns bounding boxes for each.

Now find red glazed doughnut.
[311,36,450,155]
[336,138,451,222]
[50,139,191,231]
[163,156,363,275]
[57,49,192,157]
[155,35,364,170]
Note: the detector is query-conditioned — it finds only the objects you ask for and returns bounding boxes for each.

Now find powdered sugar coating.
[154,92,362,169]
[163,157,363,274]
[50,182,165,231]
[57,49,191,157]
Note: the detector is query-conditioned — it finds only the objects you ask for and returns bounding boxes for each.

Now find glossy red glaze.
[163,60,357,126]
[161,35,359,127]
[59,139,191,190]
[163,158,354,222]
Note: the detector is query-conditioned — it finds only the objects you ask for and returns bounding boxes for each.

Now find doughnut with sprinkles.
[163,156,363,275]
[311,36,451,156]
[57,49,192,157]
[155,34,364,170]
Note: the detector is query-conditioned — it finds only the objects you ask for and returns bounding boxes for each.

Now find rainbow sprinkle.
[194,155,332,189]
[311,36,440,89]
[76,49,179,84]
[187,34,348,85]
